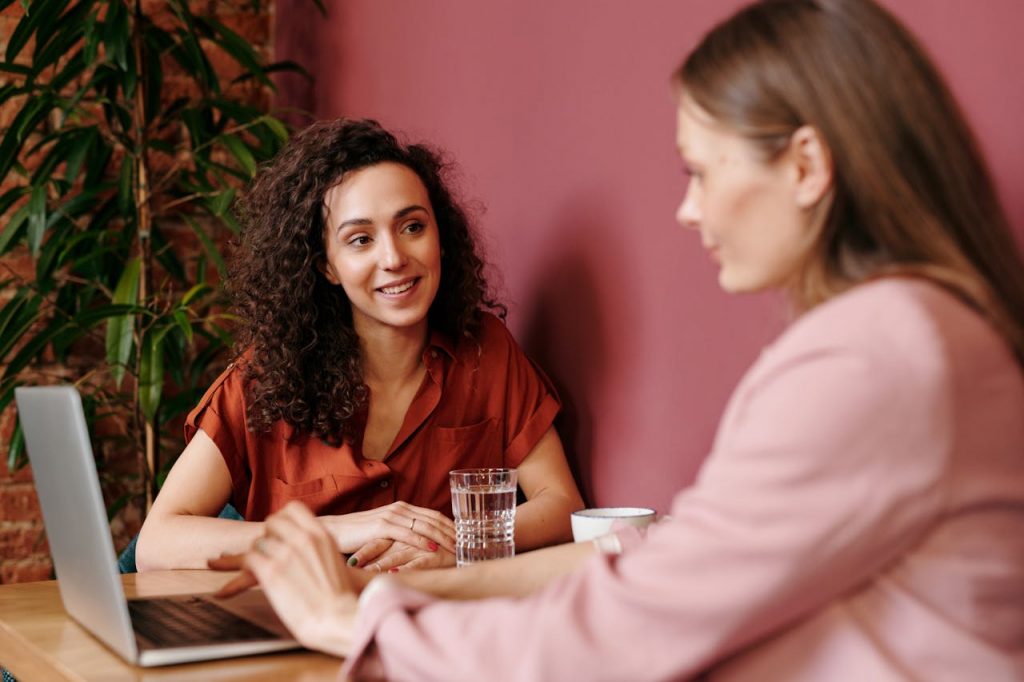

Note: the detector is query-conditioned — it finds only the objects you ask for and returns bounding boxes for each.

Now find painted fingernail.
[388,567,399,573]
[347,556,359,567]
[428,541,439,551]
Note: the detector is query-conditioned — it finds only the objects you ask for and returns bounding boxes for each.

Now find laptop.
[15,385,300,667]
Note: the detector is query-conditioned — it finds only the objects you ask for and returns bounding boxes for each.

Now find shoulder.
[773,278,996,375]
[453,311,519,359]
[738,280,954,418]
[196,361,248,409]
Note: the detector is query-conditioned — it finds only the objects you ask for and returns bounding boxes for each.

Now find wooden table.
[0,570,344,681]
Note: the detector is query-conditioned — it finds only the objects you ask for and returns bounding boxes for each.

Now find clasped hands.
[207,501,455,656]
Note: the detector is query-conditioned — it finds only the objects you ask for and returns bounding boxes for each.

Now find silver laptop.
[15,385,300,667]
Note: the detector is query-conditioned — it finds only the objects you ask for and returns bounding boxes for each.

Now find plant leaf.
[198,15,272,88]
[183,216,227,279]
[220,134,256,177]
[0,94,51,181]
[139,330,163,421]
[207,187,235,217]
[172,308,193,344]
[105,258,140,387]
[27,183,46,256]
[3,315,66,380]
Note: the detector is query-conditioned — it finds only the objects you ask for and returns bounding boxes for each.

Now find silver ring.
[410,518,416,531]
[254,537,269,554]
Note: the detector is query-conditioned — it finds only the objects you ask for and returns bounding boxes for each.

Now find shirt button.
[379,480,390,488]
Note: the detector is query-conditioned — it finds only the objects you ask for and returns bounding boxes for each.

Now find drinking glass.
[449,468,517,566]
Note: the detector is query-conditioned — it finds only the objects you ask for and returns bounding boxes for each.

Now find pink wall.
[276,1,1024,512]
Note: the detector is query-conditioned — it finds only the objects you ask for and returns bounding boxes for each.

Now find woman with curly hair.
[136,118,584,572]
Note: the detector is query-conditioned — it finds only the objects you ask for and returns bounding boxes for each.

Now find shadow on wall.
[519,198,628,508]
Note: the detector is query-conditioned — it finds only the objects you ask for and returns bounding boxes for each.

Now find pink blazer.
[343,278,1024,681]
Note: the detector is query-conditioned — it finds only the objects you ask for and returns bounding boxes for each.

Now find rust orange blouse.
[184,313,559,522]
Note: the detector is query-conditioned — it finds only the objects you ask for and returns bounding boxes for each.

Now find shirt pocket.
[432,418,504,469]
[269,475,336,500]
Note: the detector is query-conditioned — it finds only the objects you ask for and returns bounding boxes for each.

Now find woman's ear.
[790,125,833,210]
[319,258,339,286]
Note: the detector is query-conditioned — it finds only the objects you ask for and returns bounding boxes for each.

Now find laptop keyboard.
[128,596,279,648]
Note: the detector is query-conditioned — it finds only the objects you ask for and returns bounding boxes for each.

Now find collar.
[425,327,456,360]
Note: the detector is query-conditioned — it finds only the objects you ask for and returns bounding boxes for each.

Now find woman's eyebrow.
[394,204,429,219]
[335,204,429,231]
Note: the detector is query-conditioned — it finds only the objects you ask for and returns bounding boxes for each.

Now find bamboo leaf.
[5,0,62,62]
[32,11,84,73]
[183,216,226,278]
[261,115,289,143]
[26,183,46,256]
[101,0,129,71]
[50,49,88,94]
[0,294,34,351]
[3,315,66,380]
[82,6,98,64]
[0,293,40,362]
[105,258,140,387]
[172,309,193,344]
[0,205,29,256]
[198,15,271,88]
[0,63,32,76]
[72,303,143,329]
[30,0,71,53]
[0,186,28,217]
[63,128,95,183]
[180,283,213,306]
[220,134,256,176]
[208,188,235,217]
[139,331,163,421]
[34,216,73,287]
[0,95,51,181]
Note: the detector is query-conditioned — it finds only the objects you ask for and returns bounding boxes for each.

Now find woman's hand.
[351,538,457,572]
[209,501,360,657]
[318,501,456,558]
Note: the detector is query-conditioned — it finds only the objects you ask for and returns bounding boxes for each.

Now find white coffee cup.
[570,507,657,542]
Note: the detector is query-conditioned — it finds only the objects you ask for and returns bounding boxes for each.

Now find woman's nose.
[379,235,408,270]
[676,186,701,230]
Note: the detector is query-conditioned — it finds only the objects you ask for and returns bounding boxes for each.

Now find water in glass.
[449,468,516,566]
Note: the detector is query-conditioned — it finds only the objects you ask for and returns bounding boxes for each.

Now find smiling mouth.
[378,278,418,295]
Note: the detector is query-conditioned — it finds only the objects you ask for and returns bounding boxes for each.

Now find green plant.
[0,0,309,514]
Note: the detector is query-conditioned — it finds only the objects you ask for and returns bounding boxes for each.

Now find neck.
[356,319,429,386]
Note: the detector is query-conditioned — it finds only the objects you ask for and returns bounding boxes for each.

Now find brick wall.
[0,0,276,584]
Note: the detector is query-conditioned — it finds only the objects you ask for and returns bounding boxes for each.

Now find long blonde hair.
[677,0,1024,364]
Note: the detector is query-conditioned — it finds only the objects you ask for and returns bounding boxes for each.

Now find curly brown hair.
[230,118,504,441]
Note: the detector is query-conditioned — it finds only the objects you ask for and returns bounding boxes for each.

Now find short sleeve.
[184,364,251,510]
[476,314,561,467]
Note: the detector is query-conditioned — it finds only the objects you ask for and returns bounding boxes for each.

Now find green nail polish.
[347,556,359,567]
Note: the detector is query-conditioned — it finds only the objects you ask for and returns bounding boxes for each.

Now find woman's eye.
[347,235,371,247]
[404,221,425,234]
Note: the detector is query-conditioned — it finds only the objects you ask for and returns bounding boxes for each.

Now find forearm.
[514,490,582,551]
[385,539,596,600]
[136,514,265,571]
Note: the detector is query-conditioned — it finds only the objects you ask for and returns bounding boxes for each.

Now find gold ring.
[373,562,382,573]
[410,518,416,531]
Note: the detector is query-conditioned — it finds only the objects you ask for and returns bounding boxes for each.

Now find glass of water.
[449,468,517,567]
